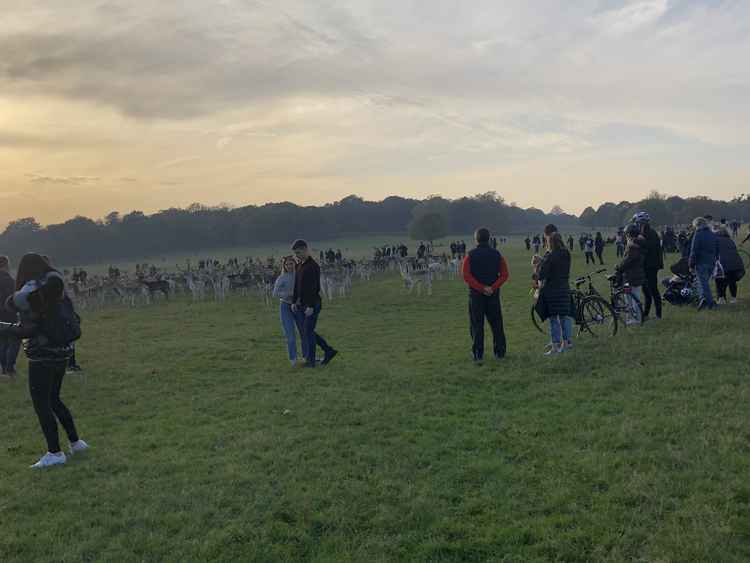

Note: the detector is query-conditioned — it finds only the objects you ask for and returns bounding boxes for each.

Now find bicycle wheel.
[579,295,618,337]
[531,302,545,334]
[612,290,644,327]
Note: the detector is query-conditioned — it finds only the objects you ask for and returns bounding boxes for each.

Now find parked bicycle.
[531,269,618,337]
[606,273,644,326]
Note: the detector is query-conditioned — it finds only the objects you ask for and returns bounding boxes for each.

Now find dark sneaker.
[321,350,338,366]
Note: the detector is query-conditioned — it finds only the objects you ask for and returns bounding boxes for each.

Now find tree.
[3,217,41,237]
[409,212,448,243]
[550,205,565,216]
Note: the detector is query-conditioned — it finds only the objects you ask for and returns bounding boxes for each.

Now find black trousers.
[585,252,595,264]
[0,334,21,373]
[469,292,506,359]
[643,267,662,318]
[596,250,604,264]
[29,360,79,453]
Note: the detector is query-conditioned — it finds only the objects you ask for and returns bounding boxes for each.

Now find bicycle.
[531,269,618,337]
[606,273,644,326]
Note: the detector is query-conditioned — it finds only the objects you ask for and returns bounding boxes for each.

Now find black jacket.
[717,233,745,273]
[535,249,573,320]
[293,257,322,308]
[0,271,16,323]
[616,239,646,287]
[0,271,72,362]
[640,227,664,270]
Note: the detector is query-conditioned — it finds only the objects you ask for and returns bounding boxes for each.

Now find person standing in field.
[0,256,20,381]
[291,240,338,368]
[462,228,509,363]
[594,232,605,265]
[615,224,646,322]
[584,236,596,265]
[0,253,88,468]
[689,217,720,310]
[272,256,300,367]
[634,212,664,320]
[534,233,574,355]
[715,227,745,304]
[567,234,574,252]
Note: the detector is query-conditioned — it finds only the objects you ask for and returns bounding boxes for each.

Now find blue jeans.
[696,263,714,307]
[279,302,297,362]
[549,316,572,345]
[294,304,333,367]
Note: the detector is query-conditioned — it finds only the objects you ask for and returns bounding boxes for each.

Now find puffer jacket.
[535,248,574,320]
[616,239,645,287]
[0,271,73,362]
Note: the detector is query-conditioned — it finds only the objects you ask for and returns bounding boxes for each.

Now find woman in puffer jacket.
[715,228,745,304]
[534,233,574,355]
[0,253,88,469]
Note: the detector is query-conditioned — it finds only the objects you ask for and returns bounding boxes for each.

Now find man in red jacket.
[462,228,510,363]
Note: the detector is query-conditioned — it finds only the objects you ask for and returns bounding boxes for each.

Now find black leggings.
[642,267,662,318]
[29,360,79,453]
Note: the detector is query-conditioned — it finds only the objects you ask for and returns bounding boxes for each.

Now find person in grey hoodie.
[272,256,299,366]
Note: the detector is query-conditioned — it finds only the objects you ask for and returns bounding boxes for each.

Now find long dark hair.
[549,233,566,252]
[15,253,57,291]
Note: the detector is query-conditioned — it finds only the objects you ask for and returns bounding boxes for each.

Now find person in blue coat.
[689,217,720,310]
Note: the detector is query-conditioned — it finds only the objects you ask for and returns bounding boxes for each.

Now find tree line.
[0,192,746,266]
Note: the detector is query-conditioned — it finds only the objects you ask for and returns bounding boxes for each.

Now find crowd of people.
[1,213,746,470]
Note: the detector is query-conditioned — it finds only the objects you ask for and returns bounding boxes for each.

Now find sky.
[0,0,748,228]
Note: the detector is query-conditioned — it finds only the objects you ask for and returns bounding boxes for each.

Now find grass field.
[2,240,749,562]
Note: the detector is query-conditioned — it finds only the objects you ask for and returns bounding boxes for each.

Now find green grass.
[2,243,749,562]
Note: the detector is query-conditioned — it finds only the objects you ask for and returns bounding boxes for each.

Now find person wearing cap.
[689,216,720,310]
[0,256,20,380]
[290,239,338,368]
[634,212,664,320]
[462,228,509,363]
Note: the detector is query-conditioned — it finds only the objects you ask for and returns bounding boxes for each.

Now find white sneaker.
[730,298,738,304]
[69,440,90,455]
[31,451,67,469]
[717,298,726,305]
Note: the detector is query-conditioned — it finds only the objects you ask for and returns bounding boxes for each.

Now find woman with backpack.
[0,253,88,469]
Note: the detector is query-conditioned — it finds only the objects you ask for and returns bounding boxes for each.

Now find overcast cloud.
[0,0,748,226]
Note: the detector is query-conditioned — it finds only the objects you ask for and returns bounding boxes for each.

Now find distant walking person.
[634,212,664,320]
[594,232,605,265]
[291,240,338,368]
[462,228,509,363]
[273,256,300,367]
[567,235,574,252]
[0,256,20,380]
[689,217,720,310]
[0,253,88,468]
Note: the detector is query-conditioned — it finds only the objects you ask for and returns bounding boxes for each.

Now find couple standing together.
[273,239,338,368]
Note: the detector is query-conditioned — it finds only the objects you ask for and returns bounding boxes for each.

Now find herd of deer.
[66,255,461,310]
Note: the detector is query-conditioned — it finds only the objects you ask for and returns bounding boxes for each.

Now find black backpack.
[40,295,82,346]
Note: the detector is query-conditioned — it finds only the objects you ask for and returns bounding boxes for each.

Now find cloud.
[156,156,200,169]
[26,173,100,185]
[592,0,670,36]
